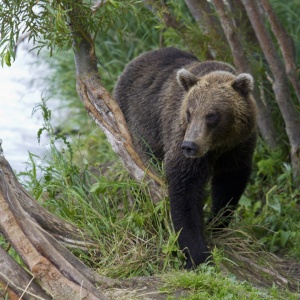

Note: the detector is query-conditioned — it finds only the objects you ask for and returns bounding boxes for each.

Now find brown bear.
[114,47,257,269]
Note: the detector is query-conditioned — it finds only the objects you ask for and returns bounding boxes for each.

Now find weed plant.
[235,139,300,259]
[19,101,184,278]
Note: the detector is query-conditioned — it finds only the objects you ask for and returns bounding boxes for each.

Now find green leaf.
[109,0,118,8]
[280,230,291,247]
[268,195,281,213]
[3,51,11,66]
[239,196,252,209]
[89,182,101,193]
[45,4,56,15]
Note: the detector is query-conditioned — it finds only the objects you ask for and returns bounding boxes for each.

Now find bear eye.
[206,112,219,125]
[186,111,191,123]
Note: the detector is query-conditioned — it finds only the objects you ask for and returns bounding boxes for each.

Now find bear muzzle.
[181,141,199,157]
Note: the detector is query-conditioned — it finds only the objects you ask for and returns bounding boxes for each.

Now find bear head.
[177,68,257,158]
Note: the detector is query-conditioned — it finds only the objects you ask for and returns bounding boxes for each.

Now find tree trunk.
[70,5,165,203]
[210,0,278,148]
[0,246,53,300]
[184,0,225,40]
[0,154,117,299]
[241,0,300,181]
[184,0,227,59]
[260,0,300,104]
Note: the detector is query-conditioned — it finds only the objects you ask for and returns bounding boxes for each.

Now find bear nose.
[181,141,199,157]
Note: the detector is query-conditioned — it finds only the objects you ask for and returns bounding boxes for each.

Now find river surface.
[0,43,52,173]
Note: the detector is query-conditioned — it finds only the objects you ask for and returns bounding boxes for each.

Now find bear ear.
[177,68,198,91]
[232,73,254,97]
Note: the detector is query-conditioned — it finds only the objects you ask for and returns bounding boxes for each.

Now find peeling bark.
[0,247,52,300]
[70,6,166,203]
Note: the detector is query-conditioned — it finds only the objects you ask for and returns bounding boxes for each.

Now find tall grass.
[19,101,184,278]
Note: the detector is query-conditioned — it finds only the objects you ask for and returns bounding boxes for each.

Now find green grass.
[18,101,184,278]
[162,264,298,300]
[13,101,299,299]
[25,153,184,277]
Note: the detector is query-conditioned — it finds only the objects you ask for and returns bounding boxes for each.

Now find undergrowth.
[16,99,300,298]
[19,101,184,278]
[236,139,300,259]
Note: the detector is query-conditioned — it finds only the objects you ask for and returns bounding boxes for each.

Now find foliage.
[236,140,300,258]
[0,0,157,65]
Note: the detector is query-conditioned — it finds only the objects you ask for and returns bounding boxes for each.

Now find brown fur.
[114,47,257,268]
[178,71,256,157]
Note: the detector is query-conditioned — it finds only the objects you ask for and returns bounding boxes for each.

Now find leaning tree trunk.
[70,5,165,203]
[0,152,117,299]
[241,0,300,181]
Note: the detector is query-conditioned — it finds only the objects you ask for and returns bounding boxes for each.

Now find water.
[0,43,51,173]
